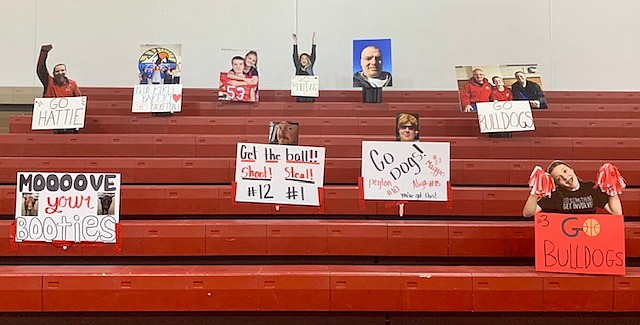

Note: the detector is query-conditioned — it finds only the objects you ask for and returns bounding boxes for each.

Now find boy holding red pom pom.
[523,160,623,217]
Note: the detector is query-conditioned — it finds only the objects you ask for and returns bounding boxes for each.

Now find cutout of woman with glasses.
[396,113,419,142]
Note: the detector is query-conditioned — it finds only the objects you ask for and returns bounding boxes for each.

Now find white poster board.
[31,97,87,130]
[234,143,325,206]
[476,101,535,133]
[132,84,183,112]
[15,172,121,243]
[291,76,319,97]
[361,141,450,201]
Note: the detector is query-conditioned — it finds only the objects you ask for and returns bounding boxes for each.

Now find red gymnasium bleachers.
[76,87,640,104]
[4,219,640,258]
[11,115,640,137]
[4,134,640,161]
[1,88,639,319]
[2,185,640,217]
[2,157,640,185]
[3,265,640,312]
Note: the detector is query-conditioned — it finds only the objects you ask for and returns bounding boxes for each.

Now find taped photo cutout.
[138,44,181,85]
[396,113,419,142]
[353,39,392,88]
[21,193,39,217]
[455,64,546,112]
[219,49,259,102]
[269,121,299,146]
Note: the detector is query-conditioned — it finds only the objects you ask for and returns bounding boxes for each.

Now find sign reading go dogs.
[32,96,87,130]
[476,100,535,133]
[535,212,625,275]
[361,141,450,201]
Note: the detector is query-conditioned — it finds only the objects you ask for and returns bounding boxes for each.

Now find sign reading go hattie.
[132,84,183,113]
[361,141,450,201]
[31,97,87,130]
[235,143,325,206]
[535,212,625,275]
[15,172,121,244]
[476,100,534,133]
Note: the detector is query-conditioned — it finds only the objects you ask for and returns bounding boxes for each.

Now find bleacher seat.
[2,264,639,312]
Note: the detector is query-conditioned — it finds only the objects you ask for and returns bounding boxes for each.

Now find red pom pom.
[596,163,626,196]
[528,166,555,198]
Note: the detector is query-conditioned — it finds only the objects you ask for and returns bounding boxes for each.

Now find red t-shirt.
[490,87,512,102]
[44,75,81,98]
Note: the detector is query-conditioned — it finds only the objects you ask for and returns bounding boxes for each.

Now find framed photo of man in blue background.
[352,39,392,88]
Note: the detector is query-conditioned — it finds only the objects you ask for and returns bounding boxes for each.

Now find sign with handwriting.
[291,75,319,97]
[234,143,325,206]
[535,212,625,275]
[476,101,534,133]
[132,84,182,112]
[15,172,120,243]
[361,141,450,201]
[32,97,86,130]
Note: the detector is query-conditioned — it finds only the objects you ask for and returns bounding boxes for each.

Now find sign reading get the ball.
[234,143,325,206]
[535,212,625,275]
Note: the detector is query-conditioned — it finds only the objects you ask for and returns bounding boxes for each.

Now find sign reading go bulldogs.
[535,212,625,275]
[291,76,319,97]
[476,101,534,133]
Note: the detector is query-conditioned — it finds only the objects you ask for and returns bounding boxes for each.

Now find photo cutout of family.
[138,44,182,85]
[396,113,419,142]
[218,49,260,102]
[269,121,299,146]
[353,39,393,88]
[456,64,546,112]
